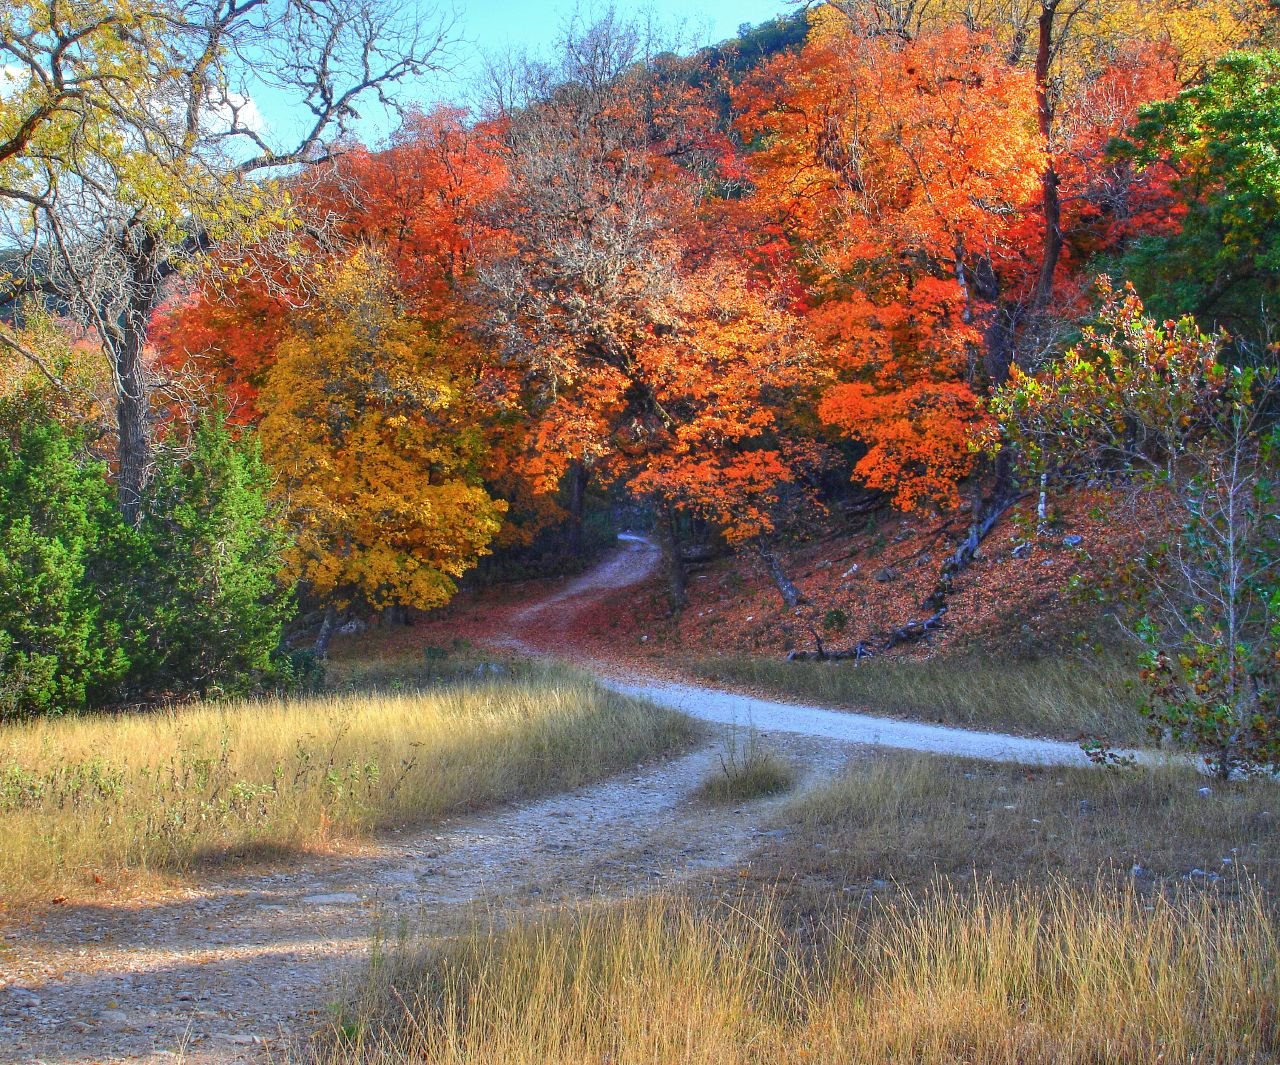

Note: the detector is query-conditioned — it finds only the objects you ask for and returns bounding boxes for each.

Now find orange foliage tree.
[739,20,1044,510]
[152,106,506,421]
[475,15,814,581]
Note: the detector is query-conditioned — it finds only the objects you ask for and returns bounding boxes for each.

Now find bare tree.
[472,11,714,553]
[0,0,456,522]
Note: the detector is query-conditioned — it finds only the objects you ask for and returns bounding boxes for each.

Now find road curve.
[507,532,1137,769]
[606,677,1097,766]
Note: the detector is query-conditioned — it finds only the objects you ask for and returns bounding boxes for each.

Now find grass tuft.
[0,666,696,904]
[696,729,794,805]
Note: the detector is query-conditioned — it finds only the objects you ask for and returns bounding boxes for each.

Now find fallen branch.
[788,610,946,662]
[921,493,1022,612]
[787,493,1017,664]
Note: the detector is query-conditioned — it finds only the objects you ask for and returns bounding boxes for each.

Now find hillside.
[412,489,1139,668]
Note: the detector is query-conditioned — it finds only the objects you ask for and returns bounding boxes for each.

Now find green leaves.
[0,397,295,718]
[135,411,295,698]
[1115,50,1280,341]
[0,409,131,719]
[988,278,1226,484]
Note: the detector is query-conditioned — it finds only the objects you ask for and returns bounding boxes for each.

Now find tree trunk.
[760,544,803,609]
[113,336,150,527]
[921,491,1020,612]
[314,604,337,659]
[664,507,687,609]
[110,225,162,526]
[565,459,587,558]
[983,304,1018,387]
[1030,1,1062,322]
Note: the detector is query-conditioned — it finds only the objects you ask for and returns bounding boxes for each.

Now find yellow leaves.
[1093,0,1267,81]
[258,250,505,610]
[2,0,302,284]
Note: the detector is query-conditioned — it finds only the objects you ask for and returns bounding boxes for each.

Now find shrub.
[0,412,132,719]
[0,402,295,717]
[132,412,294,698]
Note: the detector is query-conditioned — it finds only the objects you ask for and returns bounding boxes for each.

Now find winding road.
[1,534,1105,1065]
[506,533,1098,767]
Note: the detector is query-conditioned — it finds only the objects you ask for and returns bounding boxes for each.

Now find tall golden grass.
[692,652,1146,742]
[321,882,1279,1064]
[785,752,1280,892]
[0,670,695,903]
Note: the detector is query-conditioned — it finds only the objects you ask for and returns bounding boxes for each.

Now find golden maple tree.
[257,252,504,613]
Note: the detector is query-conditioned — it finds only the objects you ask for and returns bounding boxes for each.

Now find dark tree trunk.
[759,544,804,609]
[314,604,337,659]
[565,459,587,558]
[1031,1,1062,323]
[983,304,1018,388]
[114,344,149,526]
[664,507,687,609]
[110,225,162,526]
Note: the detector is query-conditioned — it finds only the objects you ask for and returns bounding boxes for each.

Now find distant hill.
[706,12,810,76]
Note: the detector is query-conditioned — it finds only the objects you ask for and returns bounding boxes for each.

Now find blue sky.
[457,0,792,56]
[249,1,794,148]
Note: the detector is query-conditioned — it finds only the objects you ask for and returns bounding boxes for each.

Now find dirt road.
[501,534,1100,767]
[0,533,1105,1064]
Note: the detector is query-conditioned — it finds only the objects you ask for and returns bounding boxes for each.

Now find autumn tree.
[739,20,1043,510]
[817,0,1264,368]
[989,279,1227,489]
[991,282,1280,776]
[0,0,454,523]
[257,252,504,652]
[473,14,817,599]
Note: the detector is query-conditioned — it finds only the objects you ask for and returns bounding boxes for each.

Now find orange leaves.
[625,265,817,541]
[738,23,1044,285]
[151,286,289,422]
[736,21,1046,512]
[820,379,989,511]
[306,107,507,320]
[1056,42,1183,272]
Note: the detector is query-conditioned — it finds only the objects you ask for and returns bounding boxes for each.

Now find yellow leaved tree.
[1,0,453,523]
[257,252,505,649]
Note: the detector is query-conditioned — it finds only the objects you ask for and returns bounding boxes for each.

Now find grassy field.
[320,752,1280,1064]
[690,652,1148,744]
[0,665,695,905]
[779,752,1280,895]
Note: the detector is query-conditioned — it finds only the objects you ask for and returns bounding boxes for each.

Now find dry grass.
[316,750,1280,1065]
[318,882,1279,1064]
[778,752,1280,897]
[691,652,1147,743]
[696,729,794,805]
[0,668,696,905]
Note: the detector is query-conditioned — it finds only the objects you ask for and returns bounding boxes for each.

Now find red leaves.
[736,22,1044,512]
